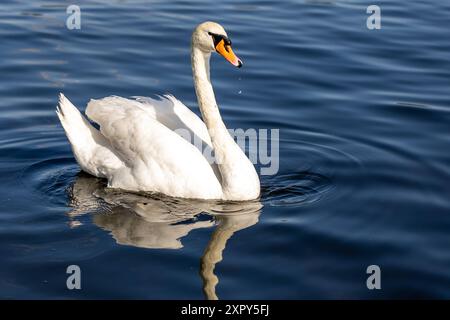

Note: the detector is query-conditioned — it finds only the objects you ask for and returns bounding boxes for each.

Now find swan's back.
[87,95,213,148]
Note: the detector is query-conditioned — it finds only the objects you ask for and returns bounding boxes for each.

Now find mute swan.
[56,21,260,200]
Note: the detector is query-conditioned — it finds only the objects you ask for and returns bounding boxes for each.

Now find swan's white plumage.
[56,21,260,200]
[57,93,224,199]
[84,94,223,198]
[88,95,213,148]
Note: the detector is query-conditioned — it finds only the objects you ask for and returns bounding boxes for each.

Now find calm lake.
[1,0,450,299]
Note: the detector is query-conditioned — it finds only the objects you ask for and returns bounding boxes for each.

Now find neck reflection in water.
[65,173,262,300]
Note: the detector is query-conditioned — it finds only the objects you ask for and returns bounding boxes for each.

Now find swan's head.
[192,21,243,68]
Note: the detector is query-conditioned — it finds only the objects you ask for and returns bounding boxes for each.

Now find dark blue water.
[1,0,450,299]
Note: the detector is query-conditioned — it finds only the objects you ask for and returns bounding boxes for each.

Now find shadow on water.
[66,172,262,300]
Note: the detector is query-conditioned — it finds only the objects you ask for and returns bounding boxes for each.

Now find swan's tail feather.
[57,93,92,150]
[56,93,124,178]
[56,93,104,176]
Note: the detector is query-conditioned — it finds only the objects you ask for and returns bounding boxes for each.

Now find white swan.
[56,21,260,201]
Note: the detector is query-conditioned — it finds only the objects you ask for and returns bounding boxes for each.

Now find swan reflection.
[66,173,262,299]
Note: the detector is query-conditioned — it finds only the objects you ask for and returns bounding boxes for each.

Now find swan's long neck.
[191,46,260,200]
[191,47,224,132]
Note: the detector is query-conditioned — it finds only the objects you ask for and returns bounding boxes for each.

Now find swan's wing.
[136,94,213,147]
[85,98,223,199]
[87,95,213,149]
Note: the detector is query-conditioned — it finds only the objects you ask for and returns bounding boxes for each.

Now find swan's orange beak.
[215,39,242,68]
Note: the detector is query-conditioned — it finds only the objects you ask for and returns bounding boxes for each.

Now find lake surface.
[1,0,450,299]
